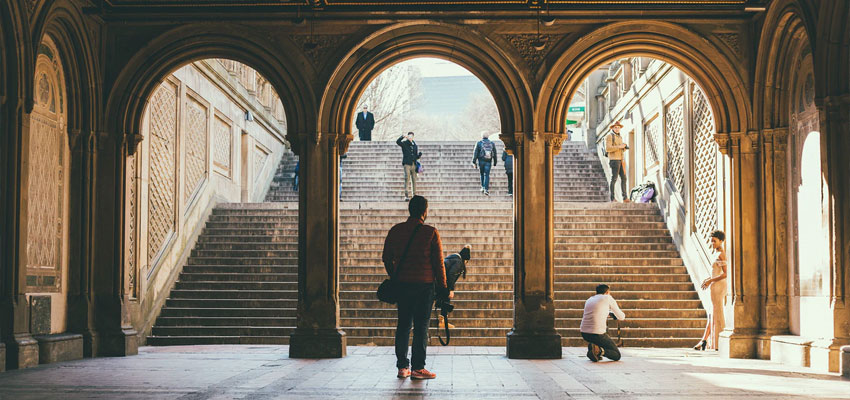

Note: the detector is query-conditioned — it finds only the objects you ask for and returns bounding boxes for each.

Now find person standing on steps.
[693,230,728,351]
[397,132,421,201]
[605,121,630,203]
[501,150,513,196]
[580,284,626,362]
[382,195,449,380]
[472,132,498,196]
[355,105,375,141]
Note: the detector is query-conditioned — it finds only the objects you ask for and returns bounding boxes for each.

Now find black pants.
[395,282,435,370]
[581,332,621,361]
[506,172,513,194]
[358,129,371,141]
[609,160,627,201]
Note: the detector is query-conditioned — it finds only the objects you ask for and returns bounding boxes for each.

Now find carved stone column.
[0,106,39,369]
[289,133,349,358]
[813,97,850,372]
[88,132,138,357]
[757,128,790,358]
[717,131,762,358]
[505,132,562,359]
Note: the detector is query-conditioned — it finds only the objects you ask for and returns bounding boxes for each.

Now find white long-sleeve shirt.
[580,294,626,334]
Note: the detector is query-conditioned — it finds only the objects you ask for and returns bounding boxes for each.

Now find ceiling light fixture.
[532,6,546,51]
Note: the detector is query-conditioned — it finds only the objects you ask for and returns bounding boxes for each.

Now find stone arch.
[320,22,532,150]
[814,0,850,99]
[32,0,101,136]
[753,0,817,128]
[105,23,316,152]
[539,22,751,137]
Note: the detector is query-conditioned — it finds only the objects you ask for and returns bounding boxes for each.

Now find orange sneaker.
[411,368,436,380]
[397,368,411,378]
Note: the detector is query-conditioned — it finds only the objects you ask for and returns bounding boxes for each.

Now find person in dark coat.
[440,245,471,329]
[471,132,498,196]
[501,150,513,196]
[397,132,421,201]
[355,105,375,141]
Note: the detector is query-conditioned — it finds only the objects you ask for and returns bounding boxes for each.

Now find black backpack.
[481,140,494,160]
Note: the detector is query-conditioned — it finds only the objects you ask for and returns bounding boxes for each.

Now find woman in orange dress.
[694,230,727,351]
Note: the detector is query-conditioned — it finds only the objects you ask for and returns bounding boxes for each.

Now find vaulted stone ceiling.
[101,0,770,11]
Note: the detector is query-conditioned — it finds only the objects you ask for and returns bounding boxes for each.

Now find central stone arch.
[319,21,533,150]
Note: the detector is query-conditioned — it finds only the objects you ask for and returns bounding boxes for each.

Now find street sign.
[568,106,585,112]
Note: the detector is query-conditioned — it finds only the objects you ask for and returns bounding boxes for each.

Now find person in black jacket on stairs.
[397,132,421,201]
[440,245,471,329]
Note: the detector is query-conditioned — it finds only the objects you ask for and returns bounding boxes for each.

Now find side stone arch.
[319,21,533,151]
[538,21,751,138]
[104,23,316,154]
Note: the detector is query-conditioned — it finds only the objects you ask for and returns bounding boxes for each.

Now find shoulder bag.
[377,224,423,304]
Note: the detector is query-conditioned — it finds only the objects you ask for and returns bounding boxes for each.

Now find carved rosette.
[715,33,741,56]
[501,34,563,73]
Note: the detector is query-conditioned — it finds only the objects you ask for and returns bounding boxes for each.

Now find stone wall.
[124,60,288,341]
[587,59,728,313]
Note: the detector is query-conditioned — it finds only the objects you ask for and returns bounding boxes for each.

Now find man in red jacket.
[382,195,449,380]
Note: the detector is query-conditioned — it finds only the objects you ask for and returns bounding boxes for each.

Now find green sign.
[566,119,578,125]
[568,106,585,112]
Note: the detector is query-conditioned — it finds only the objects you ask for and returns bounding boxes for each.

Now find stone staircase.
[265,150,299,202]
[147,203,298,345]
[148,140,705,348]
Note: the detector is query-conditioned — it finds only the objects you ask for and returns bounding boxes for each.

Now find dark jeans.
[609,159,627,201]
[358,129,371,141]
[581,332,622,361]
[478,160,492,190]
[395,282,435,370]
[506,172,513,194]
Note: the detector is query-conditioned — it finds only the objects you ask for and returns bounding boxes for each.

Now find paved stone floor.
[0,346,848,399]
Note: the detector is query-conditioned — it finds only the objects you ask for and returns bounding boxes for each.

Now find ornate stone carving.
[213,115,233,176]
[644,116,662,167]
[253,145,270,182]
[26,36,66,293]
[126,154,138,299]
[715,33,741,55]
[290,35,347,68]
[147,80,178,264]
[692,85,719,248]
[665,96,686,197]
[501,34,563,72]
[184,97,208,203]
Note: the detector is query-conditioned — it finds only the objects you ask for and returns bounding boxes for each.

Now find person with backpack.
[501,150,513,196]
[439,245,471,329]
[472,132,498,196]
[381,196,448,380]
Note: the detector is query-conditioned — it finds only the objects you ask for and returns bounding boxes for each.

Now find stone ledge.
[841,345,850,378]
[770,335,814,367]
[34,333,83,365]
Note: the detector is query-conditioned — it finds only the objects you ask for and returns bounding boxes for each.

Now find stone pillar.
[757,128,790,358]
[289,133,348,358]
[717,131,762,358]
[505,132,562,359]
[0,108,40,369]
[813,97,850,371]
[83,132,138,357]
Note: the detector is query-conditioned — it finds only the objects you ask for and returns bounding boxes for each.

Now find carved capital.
[763,128,789,153]
[543,132,566,155]
[714,133,731,155]
[337,134,354,155]
[499,132,517,154]
[742,131,760,154]
[125,132,144,156]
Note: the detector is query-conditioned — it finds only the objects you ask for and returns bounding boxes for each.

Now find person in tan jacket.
[605,121,630,202]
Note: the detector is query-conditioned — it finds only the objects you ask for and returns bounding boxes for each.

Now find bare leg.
[699,317,710,342]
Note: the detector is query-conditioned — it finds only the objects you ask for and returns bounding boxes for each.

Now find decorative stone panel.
[213,114,233,177]
[643,115,661,169]
[26,36,66,293]
[691,85,719,246]
[184,96,208,204]
[147,80,178,264]
[125,154,139,299]
[665,95,686,197]
[253,145,270,183]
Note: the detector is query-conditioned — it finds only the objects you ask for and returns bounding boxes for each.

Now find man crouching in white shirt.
[580,284,626,362]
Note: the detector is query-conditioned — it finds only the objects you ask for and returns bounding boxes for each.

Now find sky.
[403,57,474,77]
